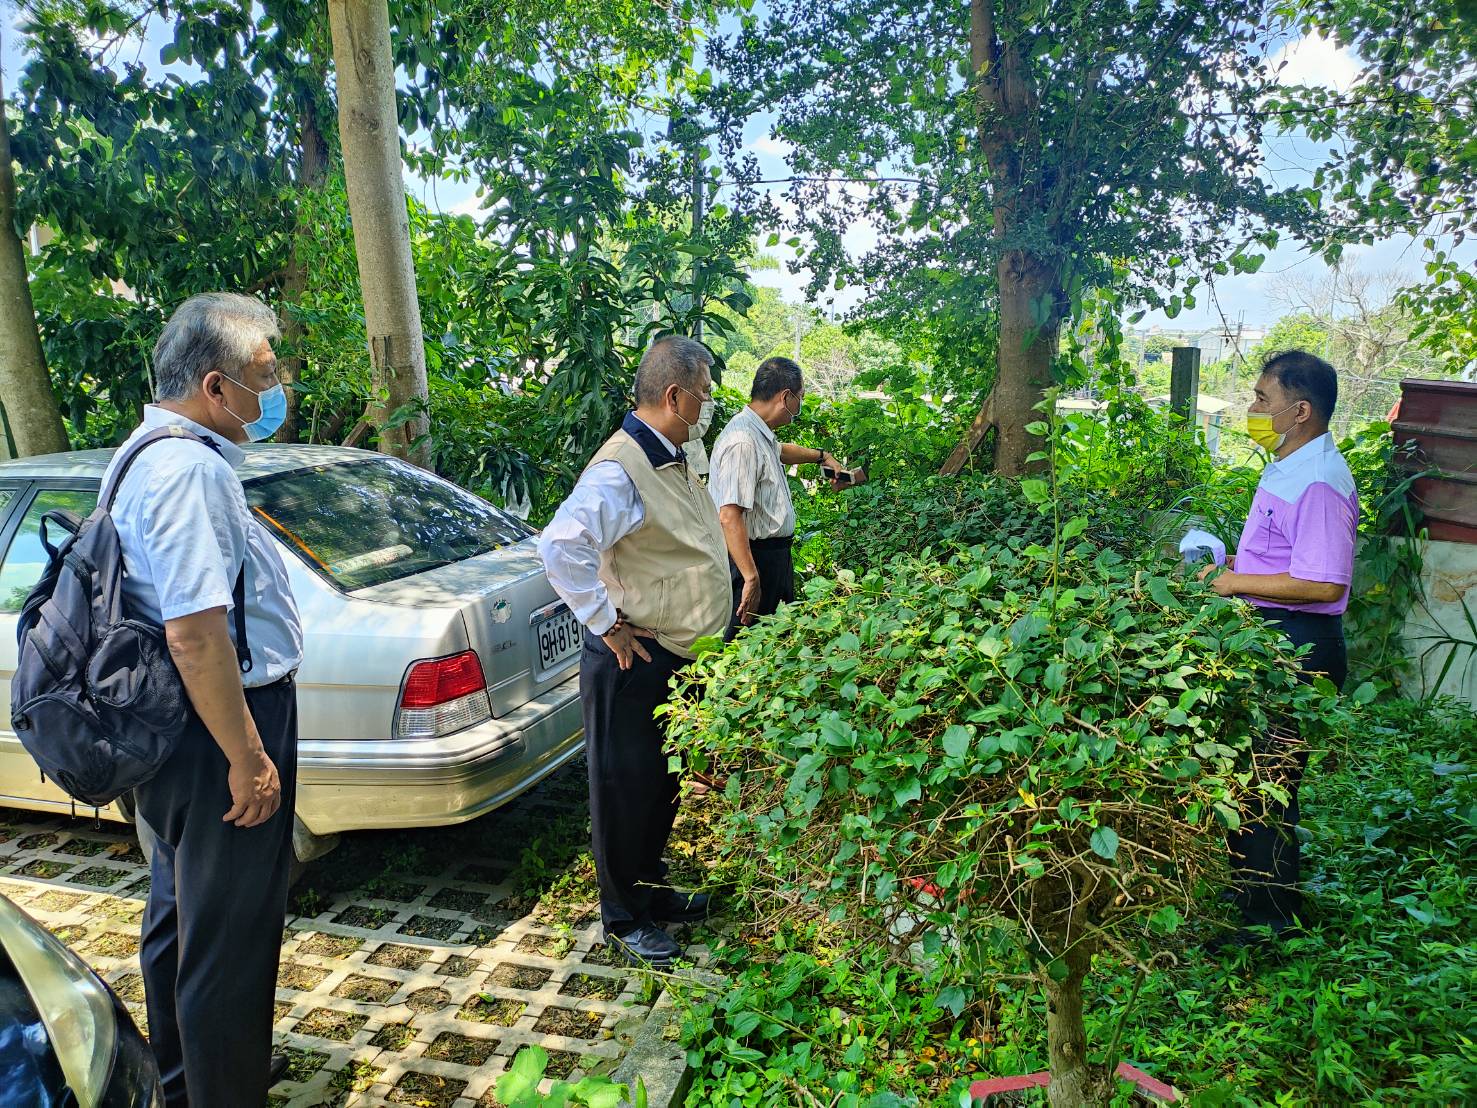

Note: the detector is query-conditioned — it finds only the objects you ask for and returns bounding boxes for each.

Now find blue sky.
[4,7,1470,333]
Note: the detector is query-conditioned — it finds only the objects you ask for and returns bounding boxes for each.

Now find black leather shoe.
[269,1052,290,1086]
[608,924,682,967]
[651,889,712,924]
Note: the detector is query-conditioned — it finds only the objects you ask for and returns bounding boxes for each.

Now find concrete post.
[1170,347,1201,421]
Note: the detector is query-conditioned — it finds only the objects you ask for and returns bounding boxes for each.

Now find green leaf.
[573,1078,627,1108]
[1021,478,1051,505]
[893,778,922,806]
[1061,516,1088,540]
[1148,905,1184,933]
[936,985,966,1017]
[1089,825,1120,860]
[941,724,971,760]
[497,1046,548,1103]
[1148,577,1179,609]
[1044,662,1068,693]
[730,1010,762,1036]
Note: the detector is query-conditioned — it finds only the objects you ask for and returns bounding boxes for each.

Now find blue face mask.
[222,376,287,442]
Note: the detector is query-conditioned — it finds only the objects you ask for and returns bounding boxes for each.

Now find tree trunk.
[327,0,430,465]
[1043,940,1112,1107]
[951,0,1059,477]
[277,86,330,444]
[990,250,1059,476]
[0,84,69,457]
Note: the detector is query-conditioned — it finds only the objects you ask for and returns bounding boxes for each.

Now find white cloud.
[448,194,490,221]
[748,135,795,159]
[1271,31,1361,93]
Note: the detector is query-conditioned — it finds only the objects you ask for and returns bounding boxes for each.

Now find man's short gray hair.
[633,335,713,407]
[152,292,281,401]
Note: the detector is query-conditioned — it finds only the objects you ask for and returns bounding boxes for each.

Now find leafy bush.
[1054,390,1259,546]
[792,475,1152,581]
[671,692,1474,1106]
[785,363,972,480]
[427,379,577,524]
[666,535,1339,1103]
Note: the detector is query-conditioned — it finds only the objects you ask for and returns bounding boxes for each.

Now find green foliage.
[1339,422,1428,691]
[674,937,973,1104]
[496,1045,642,1108]
[1054,387,1259,545]
[784,365,972,479]
[425,379,564,521]
[791,474,1145,584]
[1277,0,1477,379]
[666,529,1340,1098]
[1400,249,1477,379]
[10,0,745,466]
[713,0,1319,400]
[675,698,1477,1105]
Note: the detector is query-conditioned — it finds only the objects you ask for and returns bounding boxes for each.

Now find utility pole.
[691,145,705,344]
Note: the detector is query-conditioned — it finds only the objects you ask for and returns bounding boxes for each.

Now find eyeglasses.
[678,386,713,405]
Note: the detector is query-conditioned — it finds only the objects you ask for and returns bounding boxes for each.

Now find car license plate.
[534,605,581,671]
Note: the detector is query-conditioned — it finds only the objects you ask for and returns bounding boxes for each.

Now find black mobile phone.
[822,465,854,485]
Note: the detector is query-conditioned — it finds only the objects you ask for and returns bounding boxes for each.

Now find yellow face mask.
[1246,402,1298,451]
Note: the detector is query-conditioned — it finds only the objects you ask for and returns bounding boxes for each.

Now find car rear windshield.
[246,458,532,591]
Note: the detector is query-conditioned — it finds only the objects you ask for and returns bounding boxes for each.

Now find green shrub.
[793,474,1167,582]
[667,536,1340,1103]
[671,692,1474,1106]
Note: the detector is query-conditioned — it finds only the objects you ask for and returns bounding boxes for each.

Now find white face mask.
[690,399,715,440]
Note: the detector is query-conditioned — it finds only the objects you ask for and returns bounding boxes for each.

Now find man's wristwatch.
[814,447,825,464]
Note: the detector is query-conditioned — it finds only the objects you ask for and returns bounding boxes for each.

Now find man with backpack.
[106,293,303,1107]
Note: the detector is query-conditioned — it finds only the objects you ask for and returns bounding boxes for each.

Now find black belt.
[749,535,794,551]
[248,670,297,691]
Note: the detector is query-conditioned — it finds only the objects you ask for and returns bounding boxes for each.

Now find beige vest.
[588,429,732,659]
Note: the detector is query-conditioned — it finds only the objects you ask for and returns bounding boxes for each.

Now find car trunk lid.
[349,537,579,717]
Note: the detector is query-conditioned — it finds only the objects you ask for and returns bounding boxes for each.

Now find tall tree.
[1280,0,1477,378]
[327,0,430,463]
[717,1,1319,476]
[0,75,68,457]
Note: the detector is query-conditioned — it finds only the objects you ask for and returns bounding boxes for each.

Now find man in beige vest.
[537,336,731,966]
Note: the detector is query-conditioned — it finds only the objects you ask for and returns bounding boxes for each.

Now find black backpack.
[10,427,251,808]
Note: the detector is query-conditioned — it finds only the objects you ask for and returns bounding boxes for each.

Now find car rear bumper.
[294,672,585,834]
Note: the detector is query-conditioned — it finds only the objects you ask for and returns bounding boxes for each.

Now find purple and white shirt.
[1234,432,1360,616]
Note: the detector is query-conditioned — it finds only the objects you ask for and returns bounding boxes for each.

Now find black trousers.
[135,678,299,1108]
[1230,608,1346,930]
[580,630,686,935]
[727,535,796,639]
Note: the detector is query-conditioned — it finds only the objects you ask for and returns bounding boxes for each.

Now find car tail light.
[395,650,492,738]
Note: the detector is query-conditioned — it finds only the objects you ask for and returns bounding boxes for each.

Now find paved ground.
[0,760,695,1107]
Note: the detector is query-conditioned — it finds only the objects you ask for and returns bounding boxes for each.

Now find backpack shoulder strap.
[102,425,253,674]
[100,426,224,511]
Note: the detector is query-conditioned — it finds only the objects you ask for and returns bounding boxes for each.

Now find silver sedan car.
[0,445,584,863]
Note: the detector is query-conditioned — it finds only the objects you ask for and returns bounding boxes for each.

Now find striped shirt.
[708,405,795,540]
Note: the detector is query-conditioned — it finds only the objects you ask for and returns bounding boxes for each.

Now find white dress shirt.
[537,418,682,636]
[103,406,304,686]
